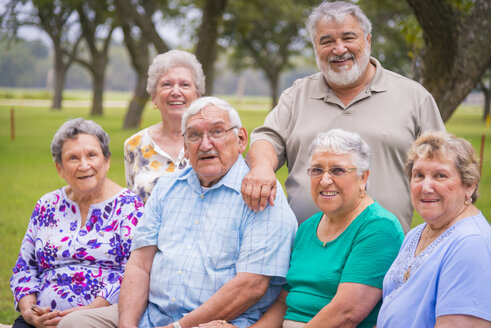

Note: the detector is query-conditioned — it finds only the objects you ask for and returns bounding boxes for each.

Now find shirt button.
[178,270,183,275]
[171,297,175,302]
[195,220,199,225]
[200,194,204,199]
[187,246,191,250]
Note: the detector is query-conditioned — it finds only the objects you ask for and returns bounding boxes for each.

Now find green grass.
[0,93,490,323]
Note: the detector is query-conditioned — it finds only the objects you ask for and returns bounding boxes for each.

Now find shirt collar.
[311,56,387,100]
[177,155,247,194]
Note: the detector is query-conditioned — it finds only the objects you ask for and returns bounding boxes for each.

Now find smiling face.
[314,15,371,87]
[152,66,199,121]
[310,150,367,220]
[410,156,476,228]
[56,133,110,199]
[184,105,248,187]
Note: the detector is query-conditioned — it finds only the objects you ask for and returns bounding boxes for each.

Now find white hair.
[181,97,242,134]
[307,1,372,45]
[146,50,205,96]
[308,129,371,176]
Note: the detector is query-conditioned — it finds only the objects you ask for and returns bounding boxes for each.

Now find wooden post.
[480,133,485,176]
[10,107,15,141]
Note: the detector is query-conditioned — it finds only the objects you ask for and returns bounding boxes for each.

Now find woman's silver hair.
[182,97,242,134]
[308,129,371,176]
[307,1,372,45]
[146,49,206,97]
[405,131,480,203]
[51,118,111,165]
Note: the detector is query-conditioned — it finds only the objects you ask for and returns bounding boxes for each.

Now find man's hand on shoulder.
[242,139,280,212]
[241,164,277,212]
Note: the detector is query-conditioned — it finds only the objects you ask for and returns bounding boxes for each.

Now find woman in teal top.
[201,129,404,328]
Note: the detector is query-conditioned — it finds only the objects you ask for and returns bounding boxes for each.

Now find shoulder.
[124,128,148,148]
[381,66,432,96]
[117,189,145,207]
[289,72,324,91]
[447,214,491,251]
[360,203,404,231]
[296,212,322,234]
[251,181,298,229]
[151,167,191,198]
[36,188,65,205]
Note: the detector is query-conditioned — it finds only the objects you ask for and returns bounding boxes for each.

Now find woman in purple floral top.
[10,118,144,328]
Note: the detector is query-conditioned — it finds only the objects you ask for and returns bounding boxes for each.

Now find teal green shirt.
[284,202,404,327]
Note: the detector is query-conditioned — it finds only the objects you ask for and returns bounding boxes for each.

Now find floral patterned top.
[10,187,144,311]
[124,127,188,202]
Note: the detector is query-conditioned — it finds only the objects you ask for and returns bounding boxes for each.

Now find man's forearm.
[118,246,157,328]
[245,140,279,171]
[178,273,270,328]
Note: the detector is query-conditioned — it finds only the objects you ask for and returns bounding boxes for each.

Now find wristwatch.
[172,321,182,328]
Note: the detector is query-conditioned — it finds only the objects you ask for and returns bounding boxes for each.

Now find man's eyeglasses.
[307,166,357,178]
[184,127,237,143]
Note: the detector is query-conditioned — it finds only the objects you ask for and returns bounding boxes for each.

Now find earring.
[359,188,367,198]
[464,195,472,206]
[153,104,158,110]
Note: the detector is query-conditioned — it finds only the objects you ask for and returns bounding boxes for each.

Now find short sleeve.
[235,182,297,281]
[341,218,404,288]
[418,92,445,135]
[131,178,166,250]
[436,235,491,321]
[250,87,295,170]
[124,135,138,191]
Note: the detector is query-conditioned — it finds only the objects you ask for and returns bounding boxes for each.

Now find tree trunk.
[124,73,149,129]
[195,0,228,95]
[120,20,151,129]
[269,75,279,109]
[51,45,66,110]
[90,71,105,116]
[114,0,169,53]
[481,79,491,121]
[407,0,491,122]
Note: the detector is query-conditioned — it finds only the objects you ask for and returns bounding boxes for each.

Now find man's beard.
[317,46,371,87]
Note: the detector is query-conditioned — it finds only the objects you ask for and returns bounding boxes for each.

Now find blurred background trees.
[1,0,489,127]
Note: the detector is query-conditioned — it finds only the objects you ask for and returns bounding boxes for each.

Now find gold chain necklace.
[404,228,431,282]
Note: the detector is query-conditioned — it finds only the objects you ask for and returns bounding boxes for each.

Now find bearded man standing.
[241,1,444,232]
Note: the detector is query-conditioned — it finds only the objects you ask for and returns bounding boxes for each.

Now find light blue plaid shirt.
[132,155,298,328]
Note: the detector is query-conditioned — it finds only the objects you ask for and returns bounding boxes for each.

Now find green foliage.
[447,0,475,13]
[222,0,316,104]
[0,38,51,88]
[358,0,417,76]
[398,15,423,59]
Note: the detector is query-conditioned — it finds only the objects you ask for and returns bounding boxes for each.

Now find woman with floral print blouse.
[124,50,204,202]
[10,118,144,328]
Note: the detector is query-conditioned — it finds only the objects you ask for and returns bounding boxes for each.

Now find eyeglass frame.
[183,126,238,144]
[306,166,357,178]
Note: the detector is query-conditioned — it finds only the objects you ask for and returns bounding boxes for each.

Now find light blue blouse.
[377,212,491,327]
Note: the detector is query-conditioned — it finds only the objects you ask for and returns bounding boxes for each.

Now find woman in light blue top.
[377,131,491,327]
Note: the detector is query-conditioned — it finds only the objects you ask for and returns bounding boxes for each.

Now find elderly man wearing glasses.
[60,97,297,328]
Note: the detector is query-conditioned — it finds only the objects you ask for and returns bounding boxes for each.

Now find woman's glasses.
[307,166,357,178]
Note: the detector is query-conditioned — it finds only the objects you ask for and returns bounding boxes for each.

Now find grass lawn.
[0,91,490,323]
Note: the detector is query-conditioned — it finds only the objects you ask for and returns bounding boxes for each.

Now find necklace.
[404,228,430,282]
[403,205,471,283]
[403,264,412,283]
